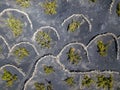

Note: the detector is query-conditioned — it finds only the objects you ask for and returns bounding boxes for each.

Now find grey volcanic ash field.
[0,0,120,90]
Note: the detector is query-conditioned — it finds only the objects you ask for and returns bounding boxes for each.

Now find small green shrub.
[34,82,53,90]
[1,69,18,87]
[64,77,75,86]
[0,45,2,54]
[116,2,120,16]
[97,40,108,57]
[34,82,45,90]
[68,20,80,32]
[13,47,29,60]
[67,47,81,64]
[16,0,31,8]
[7,16,23,37]
[82,75,94,87]
[44,65,54,75]
[41,0,57,15]
[46,83,53,90]
[35,31,52,48]
[96,75,113,90]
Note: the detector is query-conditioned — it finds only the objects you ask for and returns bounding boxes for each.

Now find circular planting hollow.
[58,43,90,73]
[8,42,38,65]
[62,14,92,33]
[0,9,33,45]
[32,26,60,56]
[87,33,120,72]
[0,65,25,90]
[33,26,60,48]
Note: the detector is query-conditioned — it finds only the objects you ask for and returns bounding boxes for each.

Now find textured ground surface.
[0,0,120,90]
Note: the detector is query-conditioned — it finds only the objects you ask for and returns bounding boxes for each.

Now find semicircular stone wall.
[0,0,120,90]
